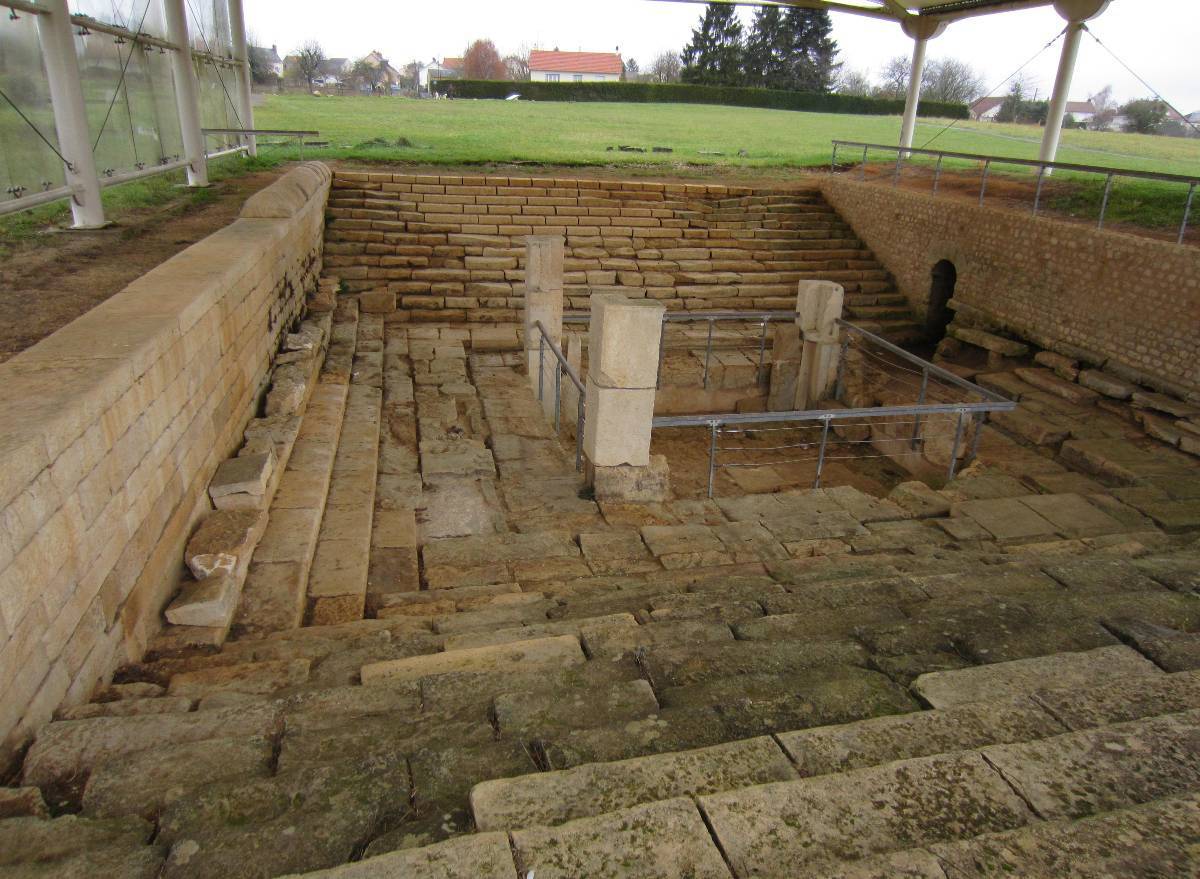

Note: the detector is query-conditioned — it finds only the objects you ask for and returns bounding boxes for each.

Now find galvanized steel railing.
[831,139,1199,244]
[652,319,1017,497]
[534,320,585,471]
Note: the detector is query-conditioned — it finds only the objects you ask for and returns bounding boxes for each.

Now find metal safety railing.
[831,140,1199,245]
[202,128,320,159]
[564,310,799,390]
[534,320,586,471]
[652,319,1017,498]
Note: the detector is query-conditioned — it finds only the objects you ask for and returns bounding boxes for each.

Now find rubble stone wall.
[820,176,1200,398]
[0,162,331,765]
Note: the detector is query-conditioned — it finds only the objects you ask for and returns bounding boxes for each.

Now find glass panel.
[194,54,238,150]
[186,0,230,57]
[70,0,169,43]
[0,10,66,202]
[75,28,137,175]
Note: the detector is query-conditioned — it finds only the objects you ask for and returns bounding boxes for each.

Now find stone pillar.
[582,294,669,500]
[523,235,564,405]
[795,281,845,409]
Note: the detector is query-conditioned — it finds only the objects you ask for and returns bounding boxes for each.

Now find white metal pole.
[163,0,209,185]
[226,0,256,157]
[899,35,928,152]
[36,0,106,228]
[1038,20,1083,166]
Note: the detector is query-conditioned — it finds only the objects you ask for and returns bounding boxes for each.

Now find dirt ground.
[0,168,285,363]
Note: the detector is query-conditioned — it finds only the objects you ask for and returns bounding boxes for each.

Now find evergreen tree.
[744,7,785,88]
[681,3,744,86]
[781,9,841,93]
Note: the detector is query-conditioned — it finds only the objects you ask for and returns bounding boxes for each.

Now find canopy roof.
[651,0,1056,24]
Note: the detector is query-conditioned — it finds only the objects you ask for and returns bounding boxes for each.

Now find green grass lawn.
[253,93,1200,177]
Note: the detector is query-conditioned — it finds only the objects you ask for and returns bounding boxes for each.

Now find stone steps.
[300,309,384,626]
[229,301,359,640]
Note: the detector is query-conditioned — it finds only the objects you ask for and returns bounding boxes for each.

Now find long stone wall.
[820,176,1200,399]
[0,163,331,765]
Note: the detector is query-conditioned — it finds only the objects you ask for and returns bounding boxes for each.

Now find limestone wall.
[820,176,1200,399]
[0,162,331,765]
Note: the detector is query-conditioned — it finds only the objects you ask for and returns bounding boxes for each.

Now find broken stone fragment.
[1078,369,1136,400]
[265,378,307,417]
[208,451,276,509]
[241,414,301,460]
[283,322,324,353]
[1132,391,1200,420]
[948,326,1029,358]
[185,510,268,579]
[1033,350,1079,382]
[164,571,240,629]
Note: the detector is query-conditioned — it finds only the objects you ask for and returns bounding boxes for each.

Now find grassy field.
[253,94,1200,176]
[5,94,1197,237]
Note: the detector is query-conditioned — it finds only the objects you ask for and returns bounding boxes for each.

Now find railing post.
[860,145,868,181]
[655,318,667,389]
[576,394,585,472]
[35,0,106,227]
[1033,166,1047,215]
[702,318,714,390]
[831,142,838,171]
[707,422,719,499]
[1181,182,1196,246]
[537,333,545,401]
[554,360,562,433]
[911,366,929,449]
[756,319,770,385]
[893,150,903,186]
[1097,173,1115,230]
[162,0,209,186]
[932,154,943,194]
[946,408,967,480]
[978,159,991,206]
[813,415,832,489]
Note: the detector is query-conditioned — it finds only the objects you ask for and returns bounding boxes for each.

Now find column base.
[587,455,670,503]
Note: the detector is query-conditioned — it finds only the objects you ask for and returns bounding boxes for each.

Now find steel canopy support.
[163,0,209,186]
[226,0,257,157]
[36,0,106,228]
[1039,0,1111,167]
[898,18,948,152]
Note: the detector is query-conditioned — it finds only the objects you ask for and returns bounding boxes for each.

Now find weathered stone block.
[185,510,267,579]
[590,454,670,503]
[582,381,655,467]
[588,294,666,390]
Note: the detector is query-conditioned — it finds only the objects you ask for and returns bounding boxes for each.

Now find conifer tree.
[781,8,841,93]
[681,3,744,86]
[744,7,784,88]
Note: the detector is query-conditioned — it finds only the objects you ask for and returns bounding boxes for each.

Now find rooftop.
[529,50,625,75]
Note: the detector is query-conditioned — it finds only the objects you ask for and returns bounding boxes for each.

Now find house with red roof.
[529,49,624,83]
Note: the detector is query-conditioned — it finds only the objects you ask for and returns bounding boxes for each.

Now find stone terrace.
[2,299,1200,874]
[324,171,922,342]
[3,292,1199,876]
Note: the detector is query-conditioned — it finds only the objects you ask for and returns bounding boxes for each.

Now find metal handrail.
[652,318,1017,496]
[533,320,585,471]
[831,139,1198,244]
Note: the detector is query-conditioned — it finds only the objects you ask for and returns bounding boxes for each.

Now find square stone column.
[795,281,845,409]
[523,236,565,400]
[582,294,669,500]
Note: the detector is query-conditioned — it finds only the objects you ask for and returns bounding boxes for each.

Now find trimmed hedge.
[431,79,969,119]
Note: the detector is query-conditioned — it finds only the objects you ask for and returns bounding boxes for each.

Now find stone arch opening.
[927,259,957,340]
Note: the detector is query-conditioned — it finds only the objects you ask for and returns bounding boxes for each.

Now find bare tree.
[648,51,682,84]
[837,68,871,97]
[294,40,325,93]
[463,39,507,80]
[504,46,531,82]
[922,58,986,105]
[873,55,910,100]
[1088,84,1118,130]
[624,58,640,82]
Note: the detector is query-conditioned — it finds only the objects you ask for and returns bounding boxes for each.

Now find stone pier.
[523,235,565,420]
[769,280,845,411]
[582,294,669,501]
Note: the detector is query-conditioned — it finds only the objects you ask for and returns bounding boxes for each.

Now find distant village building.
[528,50,623,83]
[419,58,463,91]
[969,96,1096,123]
[249,44,283,78]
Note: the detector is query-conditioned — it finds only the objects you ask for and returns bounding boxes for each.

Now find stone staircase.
[321,172,922,343]
[4,308,1200,876]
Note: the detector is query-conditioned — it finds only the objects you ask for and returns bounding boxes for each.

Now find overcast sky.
[244,0,1200,112]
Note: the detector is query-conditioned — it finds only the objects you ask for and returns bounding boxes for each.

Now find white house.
[970,96,1095,123]
[419,57,463,91]
[528,50,623,83]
